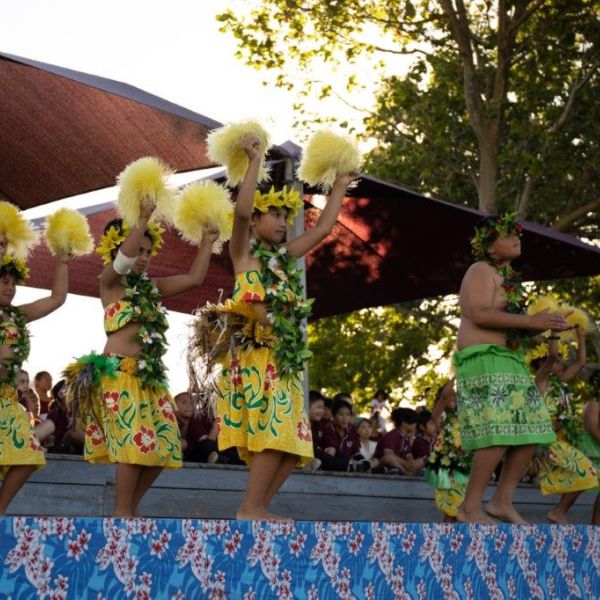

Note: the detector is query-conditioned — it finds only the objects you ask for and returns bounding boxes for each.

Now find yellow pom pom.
[174,181,234,254]
[0,201,39,260]
[45,208,94,257]
[116,157,175,227]
[558,305,593,342]
[206,120,271,187]
[297,130,362,192]
[527,296,559,315]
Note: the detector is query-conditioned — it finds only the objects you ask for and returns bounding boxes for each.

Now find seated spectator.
[369,413,385,442]
[333,392,354,405]
[322,396,333,424]
[412,409,436,470]
[35,380,84,454]
[16,369,30,408]
[375,407,419,475]
[22,388,40,425]
[34,370,53,416]
[308,390,327,450]
[356,417,379,470]
[174,392,218,463]
[322,398,370,472]
[371,389,390,432]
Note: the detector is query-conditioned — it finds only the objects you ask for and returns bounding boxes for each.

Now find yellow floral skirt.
[434,477,467,518]
[82,361,182,468]
[534,440,598,496]
[0,383,45,476]
[217,345,313,466]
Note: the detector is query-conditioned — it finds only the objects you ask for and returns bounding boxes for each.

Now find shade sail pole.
[284,157,310,410]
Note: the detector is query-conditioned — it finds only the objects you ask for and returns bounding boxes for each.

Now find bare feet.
[486,499,527,524]
[547,510,569,525]
[456,507,497,525]
[236,507,292,522]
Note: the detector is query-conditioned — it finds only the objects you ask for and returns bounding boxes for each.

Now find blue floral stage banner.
[0,517,598,599]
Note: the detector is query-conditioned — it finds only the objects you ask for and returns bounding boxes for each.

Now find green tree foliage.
[219,1,600,403]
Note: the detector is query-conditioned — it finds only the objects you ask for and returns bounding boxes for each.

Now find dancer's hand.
[139,195,155,221]
[241,135,261,161]
[332,171,358,190]
[529,310,569,331]
[202,224,220,245]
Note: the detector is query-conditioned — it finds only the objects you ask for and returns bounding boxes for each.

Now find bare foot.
[486,499,527,524]
[456,507,497,524]
[547,510,569,525]
[236,507,292,522]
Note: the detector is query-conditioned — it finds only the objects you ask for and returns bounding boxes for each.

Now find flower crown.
[96,221,165,266]
[0,254,29,282]
[526,341,569,367]
[253,186,303,223]
[470,213,523,261]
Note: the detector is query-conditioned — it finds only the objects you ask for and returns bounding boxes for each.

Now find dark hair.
[355,417,370,429]
[391,407,418,427]
[323,397,333,409]
[589,370,600,389]
[417,409,433,431]
[51,380,66,402]
[332,398,353,416]
[333,392,353,403]
[35,371,51,383]
[374,389,387,399]
[309,390,326,405]
[103,218,152,259]
[0,262,23,283]
[529,357,546,372]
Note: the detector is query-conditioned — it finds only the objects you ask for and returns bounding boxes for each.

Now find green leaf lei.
[0,305,30,385]
[495,263,529,351]
[123,271,169,389]
[251,240,314,375]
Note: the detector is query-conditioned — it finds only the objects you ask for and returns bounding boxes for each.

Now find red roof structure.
[3,52,600,318]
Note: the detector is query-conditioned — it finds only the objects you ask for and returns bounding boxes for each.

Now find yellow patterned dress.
[534,380,598,495]
[215,270,313,466]
[0,309,45,476]
[75,299,182,468]
[426,408,472,518]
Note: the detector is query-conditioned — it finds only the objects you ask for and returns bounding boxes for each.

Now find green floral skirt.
[454,344,556,451]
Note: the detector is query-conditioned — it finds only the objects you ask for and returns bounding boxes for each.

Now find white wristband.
[113,249,136,274]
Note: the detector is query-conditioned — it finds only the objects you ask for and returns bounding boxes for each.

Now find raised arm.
[286,172,356,258]
[19,255,69,322]
[562,326,587,383]
[156,228,218,299]
[461,263,569,332]
[229,136,261,269]
[100,197,154,289]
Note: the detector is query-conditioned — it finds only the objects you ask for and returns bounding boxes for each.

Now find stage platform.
[9,455,597,523]
[0,517,598,599]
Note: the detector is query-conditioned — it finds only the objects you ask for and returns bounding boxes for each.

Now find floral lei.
[548,375,581,446]
[495,263,529,351]
[0,305,30,385]
[427,406,472,476]
[123,271,169,389]
[251,240,314,375]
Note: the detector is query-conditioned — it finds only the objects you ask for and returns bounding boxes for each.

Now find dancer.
[454,213,569,523]
[67,197,218,517]
[0,204,70,514]
[577,371,600,525]
[425,380,473,522]
[194,135,354,520]
[530,328,598,523]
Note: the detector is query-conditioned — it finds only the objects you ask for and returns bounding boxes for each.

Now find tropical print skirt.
[81,356,182,468]
[454,344,556,451]
[0,383,45,476]
[217,344,313,466]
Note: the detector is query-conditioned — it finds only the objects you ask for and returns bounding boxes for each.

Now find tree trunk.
[478,137,499,213]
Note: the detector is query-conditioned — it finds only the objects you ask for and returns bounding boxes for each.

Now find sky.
[2,0,410,393]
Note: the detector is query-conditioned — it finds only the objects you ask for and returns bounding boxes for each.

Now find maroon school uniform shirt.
[181,414,212,461]
[311,420,326,451]
[412,434,433,460]
[375,429,413,460]
[46,407,69,446]
[321,421,360,458]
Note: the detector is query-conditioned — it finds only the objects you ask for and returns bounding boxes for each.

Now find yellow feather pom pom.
[44,208,94,257]
[206,120,271,187]
[174,181,234,254]
[527,296,559,315]
[558,305,593,342]
[116,157,175,226]
[297,130,362,192]
[0,201,39,260]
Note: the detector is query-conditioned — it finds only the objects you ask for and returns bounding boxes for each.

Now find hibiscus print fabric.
[0,518,598,599]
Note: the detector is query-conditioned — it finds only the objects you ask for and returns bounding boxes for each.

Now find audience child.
[174,392,218,463]
[375,407,419,475]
